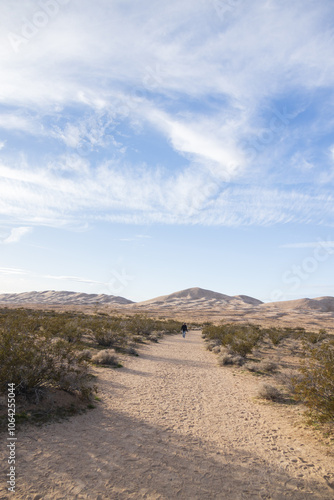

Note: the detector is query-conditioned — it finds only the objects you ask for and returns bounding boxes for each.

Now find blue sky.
[0,0,334,302]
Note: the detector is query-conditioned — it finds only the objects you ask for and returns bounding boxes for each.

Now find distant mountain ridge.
[0,290,133,305]
[260,296,334,313]
[0,288,333,314]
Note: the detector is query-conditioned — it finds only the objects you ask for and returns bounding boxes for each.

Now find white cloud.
[147,108,244,180]
[0,267,29,275]
[44,274,105,285]
[281,241,334,249]
[2,226,32,244]
[0,154,334,227]
[0,1,333,228]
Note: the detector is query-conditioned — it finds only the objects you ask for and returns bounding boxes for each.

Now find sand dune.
[260,296,334,313]
[135,287,263,306]
[0,290,133,305]
[1,288,334,333]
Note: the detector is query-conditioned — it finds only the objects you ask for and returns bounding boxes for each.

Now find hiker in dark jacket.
[181,323,188,338]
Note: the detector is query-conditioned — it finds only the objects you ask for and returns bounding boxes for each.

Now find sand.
[2,330,334,499]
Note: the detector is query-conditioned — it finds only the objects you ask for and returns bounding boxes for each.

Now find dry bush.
[206,339,221,351]
[258,383,282,401]
[122,345,138,356]
[302,329,328,344]
[203,323,262,358]
[246,360,278,374]
[78,349,93,361]
[91,349,120,367]
[292,341,334,422]
[218,353,245,366]
[244,362,260,372]
[266,328,289,346]
[0,325,93,399]
[260,361,278,373]
[276,370,302,394]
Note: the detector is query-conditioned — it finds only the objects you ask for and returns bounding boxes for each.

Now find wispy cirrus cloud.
[281,241,334,249]
[0,267,28,275]
[2,226,32,244]
[0,155,333,227]
[0,0,333,230]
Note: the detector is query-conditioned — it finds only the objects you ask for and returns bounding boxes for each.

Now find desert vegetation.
[203,322,334,427]
[0,308,182,428]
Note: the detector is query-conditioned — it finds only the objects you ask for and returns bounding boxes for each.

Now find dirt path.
[2,330,334,499]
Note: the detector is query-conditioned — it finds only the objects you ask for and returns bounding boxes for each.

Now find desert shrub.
[245,360,278,374]
[266,328,289,346]
[42,313,83,343]
[218,353,245,366]
[91,349,120,367]
[260,361,278,373]
[86,315,126,348]
[292,341,334,422]
[157,319,182,333]
[123,345,138,356]
[277,370,302,394]
[127,314,156,336]
[302,329,328,344]
[258,383,282,401]
[78,349,93,361]
[203,322,263,358]
[206,339,221,351]
[0,325,93,399]
[61,319,83,343]
[92,327,120,347]
[245,362,260,372]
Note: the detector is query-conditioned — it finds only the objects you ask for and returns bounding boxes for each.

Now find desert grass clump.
[122,345,138,356]
[91,349,120,367]
[292,341,334,422]
[78,349,93,361]
[260,361,278,373]
[258,383,282,401]
[245,360,278,374]
[218,353,245,366]
[212,345,221,354]
[206,339,221,351]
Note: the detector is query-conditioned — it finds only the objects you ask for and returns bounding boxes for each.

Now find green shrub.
[203,323,262,358]
[0,325,93,399]
[302,329,328,344]
[266,328,289,346]
[292,341,334,422]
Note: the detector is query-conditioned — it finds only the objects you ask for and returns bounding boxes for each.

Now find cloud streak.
[0,0,333,229]
[2,226,32,244]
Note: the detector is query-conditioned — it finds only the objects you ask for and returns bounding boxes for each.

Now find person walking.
[181,323,188,338]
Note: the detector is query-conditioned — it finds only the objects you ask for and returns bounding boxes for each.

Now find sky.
[0,0,334,303]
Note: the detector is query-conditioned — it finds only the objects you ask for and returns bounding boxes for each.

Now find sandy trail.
[2,330,334,499]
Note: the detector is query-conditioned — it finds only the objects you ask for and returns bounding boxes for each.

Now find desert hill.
[260,296,334,313]
[0,290,133,305]
[135,287,263,309]
[0,289,334,332]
